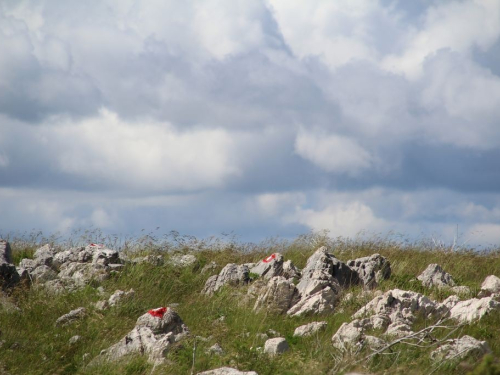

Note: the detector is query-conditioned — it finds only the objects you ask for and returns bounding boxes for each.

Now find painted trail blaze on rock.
[263,254,277,263]
[148,307,168,318]
[89,243,104,248]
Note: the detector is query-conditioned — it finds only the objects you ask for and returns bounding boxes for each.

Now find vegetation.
[1,229,500,374]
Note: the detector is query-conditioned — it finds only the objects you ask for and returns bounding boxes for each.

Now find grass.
[1,230,500,374]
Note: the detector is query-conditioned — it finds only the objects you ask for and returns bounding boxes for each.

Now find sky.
[1,0,500,248]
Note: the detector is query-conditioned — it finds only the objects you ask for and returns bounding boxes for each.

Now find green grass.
[2,231,500,374]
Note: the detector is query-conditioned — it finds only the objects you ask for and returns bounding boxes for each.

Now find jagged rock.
[480,275,500,297]
[58,262,109,287]
[250,253,285,279]
[44,279,71,294]
[169,254,197,267]
[347,253,391,288]
[0,239,20,289]
[19,258,36,271]
[449,297,500,323]
[253,276,299,314]
[202,264,250,295]
[417,264,455,288]
[197,368,258,375]
[264,337,289,355]
[332,317,387,351]
[206,343,224,355]
[30,265,58,283]
[55,307,86,326]
[431,335,491,361]
[101,307,189,364]
[293,321,327,337]
[53,246,93,268]
[287,287,338,317]
[92,247,120,267]
[33,244,55,268]
[108,289,135,307]
[297,247,358,296]
[282,260,300,279]
[441,295,460,310]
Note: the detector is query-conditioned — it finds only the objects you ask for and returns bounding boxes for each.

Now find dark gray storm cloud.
[1,0,500,246]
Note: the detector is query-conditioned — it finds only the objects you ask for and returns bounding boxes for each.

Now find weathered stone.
[55,307,86,326]
[293,321,327,337]
[347,253,391,288]
[449,297,500,323]
[92,247,120,267]
[108,289,135,307]
[197,368,258,375]
[332,317,387,351]
[431,335,491,361]
[250,253,285,280]
[0,239,19,289]
[44,279,70,294]
[130,255,165,266]
[281,260,300,280]
[417,264,455,288]
[201,261,218,274]
[202,264,250,295]
[169,254,197,267]
[31,265,58,283]
[69,335,82,345]
[287,287,338,317]
[480,275,500,296]
[19,258,36,271]
[206,343,224,355]
[101,307,189,364]
[264,337,289,355]
[254,276,299,314]
[58,262,109,287]
[33,244,55,268]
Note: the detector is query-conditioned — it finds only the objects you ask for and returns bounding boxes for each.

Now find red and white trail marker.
[148,307,168,318]
[262,253,276,263]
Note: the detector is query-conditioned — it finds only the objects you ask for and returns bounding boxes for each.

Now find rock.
[287,287,338,317]
[347,254,391,288]
[201,261,218,274]
[450,285,471,295]
[69,335,82,345]
[30,265,58,283]
[449,297,500,323]
[202,264,250,295]
[33,244,55,268]
[253,276,299,314]
[281,260,300,280]
[101,307,189,364]
[293,321,327,337]
[55,307,86,326]
[417,264,455,288]
[108,289,135,307]
[130,255,164,266]
[431,335,491,361]
[53,246,94,268]
[58,262,109,287]
[44,279,70,294]
[250,253,285,280]
[92,247,120,267]
[169,254,197,267]
[264,337,289,355]
[296,247,358,296]
[19,258,36,271]
[332,318,386,351]
[207,343,224,355]
[480,275,500,296]
[197,368,258,375]
[0,239,20,289]
[94,300,109,311]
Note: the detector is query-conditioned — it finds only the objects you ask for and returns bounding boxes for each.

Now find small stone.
[207,343,224,355]
[417,264,455,288]
[55,307,86,327]
[169,254,197,267]
[431,335,491,361]
[264,337,289,355]
[293,321,327,337]
[481,275,500,296]
[69,335,81,345]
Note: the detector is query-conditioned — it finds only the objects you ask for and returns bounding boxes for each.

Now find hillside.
[1,232,500,375]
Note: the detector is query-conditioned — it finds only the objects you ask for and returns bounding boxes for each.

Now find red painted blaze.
[148,307,168,318]
[262,253,276,263]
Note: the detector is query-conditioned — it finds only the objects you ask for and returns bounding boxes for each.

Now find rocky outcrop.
[100,307,189,364]
[417,264,455,288]
[202,264,250,295]
[347,253,391,288]
[198,368,258,375]
[480,275,500,297]
[332,318,386,352]
[250,253,290,280]
[431,335,491,361]
[0,239,20,289]
[264,337,289,355]
[448,297,500,323]
[287,287,338,317]
[253,276,299,314]
[293,321,327,337]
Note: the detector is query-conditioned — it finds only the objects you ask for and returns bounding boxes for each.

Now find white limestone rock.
[347,253,391,288]
[417,264,455,288]
[431,335,491,361]
[202,263,250,295]
[449,297,500,323]
[55,307,86,326]
[264,337,289,355]
[169,254,197,268]
[31,265,58,284]
[253,276,299,314]
[480,275,500,296]
[293,321,327,337]
[108,289,135,307]
[250,253,285,280]
[287,286,338,317]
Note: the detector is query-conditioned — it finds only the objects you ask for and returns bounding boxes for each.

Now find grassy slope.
[1,233,500,375]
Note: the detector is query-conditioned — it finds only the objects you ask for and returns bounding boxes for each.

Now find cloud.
[295,131,372,175]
